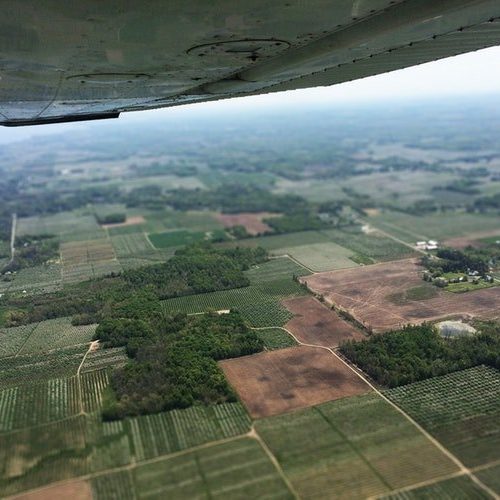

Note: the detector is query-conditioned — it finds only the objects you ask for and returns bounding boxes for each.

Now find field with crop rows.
[381,475,491,499]
[0,415,132,496]
[283,242,359,271]
[110,233,153,257]
[128,402,251,461]
[321,227,415,261]
[0,262,62,295]
[246,257,311,283]
[255,393,458,499]
[476,463,500,495]
[0,376,80,431]
[81,369,109,413]
[254,327,297,350]
[18,317,96,354]
[0,345,87,389]
[162,282,306,327]
[131,437,293,499]
[92,471,135,500]
[81,346,128,372]
[385,366,500,468]
[0,324,37,357]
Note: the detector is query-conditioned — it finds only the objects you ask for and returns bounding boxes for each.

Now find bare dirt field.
[283,296,365,347]
[219,346,370,418]
[101,215,145,228]
[216,212,276,235]
[443,229,500,248]
[13,480,92,500]
[302,259,500,332]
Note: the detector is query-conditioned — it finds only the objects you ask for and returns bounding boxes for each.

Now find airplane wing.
[1,0,500,126]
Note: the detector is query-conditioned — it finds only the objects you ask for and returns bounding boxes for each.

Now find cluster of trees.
[1,244,267,327]
[340,323,500,387]
[97,312,263,419]
[123,244,267,298]
[96,213,126,224]
[422,247,491,276]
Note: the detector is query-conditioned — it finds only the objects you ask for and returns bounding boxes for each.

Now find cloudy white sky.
[1,45,500,143]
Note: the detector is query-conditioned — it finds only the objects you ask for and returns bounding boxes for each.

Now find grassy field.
[0,262,62,295]
[381,475,492,499]
[81,346,128,373]
[255,393,458,499]
[282,242,358,271]
[17,317,96,354]
[254,327,298,350]
[17,212,102,238]
[0,323,38,357]
[372,211,500,242]
[385,366,500,468]
[130,437,293,499]
[148,229,207,248]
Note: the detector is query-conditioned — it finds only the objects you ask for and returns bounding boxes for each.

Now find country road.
[8,213,17,264]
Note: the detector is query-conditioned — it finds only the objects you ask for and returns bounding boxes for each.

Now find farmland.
[385,365,500,468]
[254,327,298,350]
[220,346,371,418]
[216,211,275,235]
[283,296,365,347]
[17,317,96,354]
[303,259,500,332]
[148,229,207,248]
[255,393,458,499]
[129,438,293,499]
[0,401,254,496]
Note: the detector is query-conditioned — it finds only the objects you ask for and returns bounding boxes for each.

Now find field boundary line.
[249,426,300,499]
[252,324,499,500]
[271,253,315,274]
[14,322,40,357]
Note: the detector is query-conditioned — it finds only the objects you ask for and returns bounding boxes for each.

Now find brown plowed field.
[283,296,365,347]
[301,259,500,332]
[216,212,276,235]
[219,346,370,418]
[13,480,92,500]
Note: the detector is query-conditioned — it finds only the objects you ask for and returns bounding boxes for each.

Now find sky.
[1,45,499,144]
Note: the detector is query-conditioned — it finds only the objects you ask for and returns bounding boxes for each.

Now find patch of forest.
[97,312,263,419]
[340,322,500,387]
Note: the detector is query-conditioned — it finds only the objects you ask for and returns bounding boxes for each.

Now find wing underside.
[1,0,500,126]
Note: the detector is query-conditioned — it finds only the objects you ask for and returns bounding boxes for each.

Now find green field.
[255,393,458,499]
[381,475,492,499]
[282,242,358,271]
[129,438,293,499]
[148,229,207,248]
[0,323,38,357]
[321,227,416,261]
[17,317,96,354]
[385,366,500,468]
[0,262,62,295]
[0,401,253,496]
[476,463,500,495]
[110,233,154,257]
[254,327,298,350]
[0,345,87,389]
[81,346,128,373]
[372,211,500,242]
[245,257,311,284]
